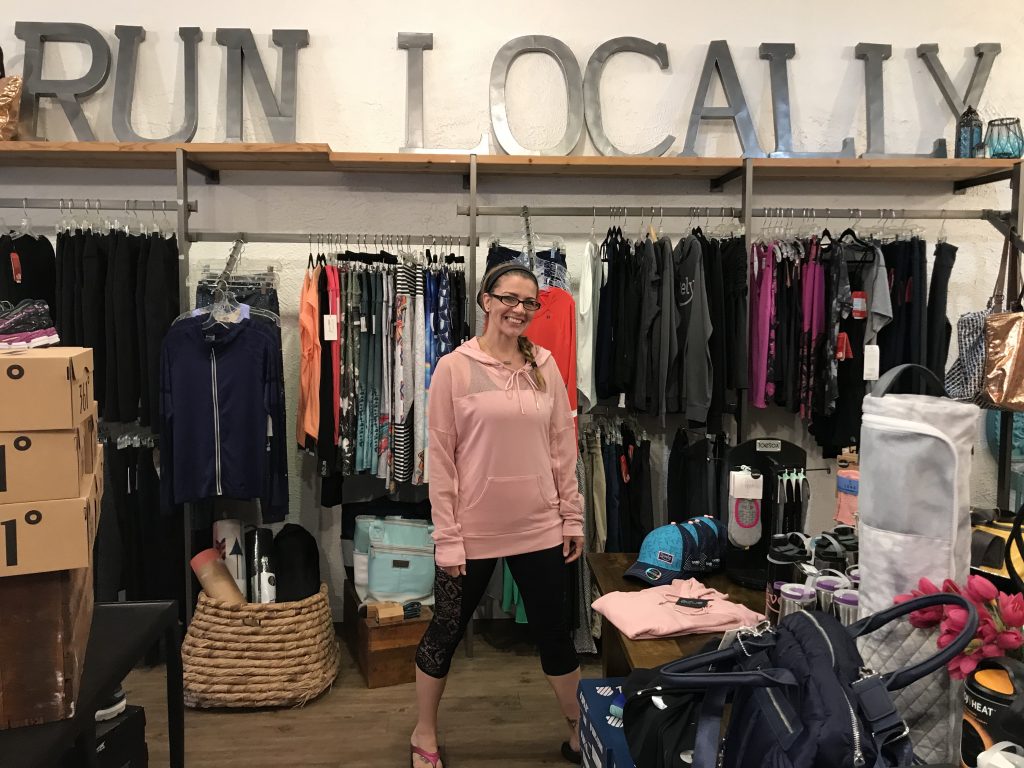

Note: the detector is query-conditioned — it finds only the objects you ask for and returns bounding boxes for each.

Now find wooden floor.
[127,628,600,768]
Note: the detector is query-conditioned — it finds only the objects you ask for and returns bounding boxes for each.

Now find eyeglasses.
[489,293,541,312]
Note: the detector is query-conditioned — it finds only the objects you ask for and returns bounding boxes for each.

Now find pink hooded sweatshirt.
[428,337,584,567]
[592,579,766,640]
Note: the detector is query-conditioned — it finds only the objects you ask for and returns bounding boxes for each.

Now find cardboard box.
[0,449,103,578]
[0,412,98,504]
[0,347,94,431]
[0,451,102,729]
[0,564,94,729]
[578,679,635,768]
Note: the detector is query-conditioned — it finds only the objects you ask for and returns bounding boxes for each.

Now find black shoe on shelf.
[94,686,127,723]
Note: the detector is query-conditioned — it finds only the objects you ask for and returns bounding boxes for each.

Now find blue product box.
[577,678,635,768]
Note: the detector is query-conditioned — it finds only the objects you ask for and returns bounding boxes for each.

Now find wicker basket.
[182,584,339,709]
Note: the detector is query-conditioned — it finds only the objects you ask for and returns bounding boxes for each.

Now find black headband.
[477,262,536,305]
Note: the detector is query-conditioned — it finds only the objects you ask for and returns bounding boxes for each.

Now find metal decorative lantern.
[985,118,1024,159]
[956,106,984,159]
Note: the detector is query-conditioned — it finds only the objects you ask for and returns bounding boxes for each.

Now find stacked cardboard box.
[0,348,103,730]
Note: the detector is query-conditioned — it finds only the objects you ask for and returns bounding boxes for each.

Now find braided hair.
[517,335,546,391]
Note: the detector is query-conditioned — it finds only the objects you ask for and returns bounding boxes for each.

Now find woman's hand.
[443,564,467,578]
[563,536,585,564]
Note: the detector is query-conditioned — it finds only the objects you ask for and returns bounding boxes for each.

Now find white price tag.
[360,316,367,333]
[864,344,880,381]
[323,315,338,341]
[618,393,627,409]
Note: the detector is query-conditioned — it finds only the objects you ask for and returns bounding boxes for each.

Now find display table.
[0,601,184,768]
[588,552,764,677]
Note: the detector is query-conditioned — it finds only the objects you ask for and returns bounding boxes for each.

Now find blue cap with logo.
[624,517,725,587]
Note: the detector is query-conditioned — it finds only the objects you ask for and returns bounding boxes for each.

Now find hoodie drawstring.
[506,366,541,414]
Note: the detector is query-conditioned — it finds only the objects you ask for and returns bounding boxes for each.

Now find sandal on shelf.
[410,744,445,767]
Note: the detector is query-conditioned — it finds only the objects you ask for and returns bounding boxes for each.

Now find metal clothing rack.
[458,205,1023,252]
[456,158,1024,518]
[459,204,1010,222]
[156,149,1024,624]
[188,231,479,247]
[0,197,197,212]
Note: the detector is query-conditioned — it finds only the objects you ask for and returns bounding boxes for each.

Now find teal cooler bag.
[366,519,435,602]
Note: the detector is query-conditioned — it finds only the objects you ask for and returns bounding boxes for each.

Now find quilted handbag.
[858,364,980,764]
[945,306,990,401]
[947,237,1019,406]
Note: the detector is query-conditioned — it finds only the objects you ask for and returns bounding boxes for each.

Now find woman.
[410,262,585,767]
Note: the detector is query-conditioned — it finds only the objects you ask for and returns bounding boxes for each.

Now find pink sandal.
[410,744,445,767]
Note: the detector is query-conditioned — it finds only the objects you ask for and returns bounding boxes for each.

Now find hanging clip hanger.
[18,198,35,238]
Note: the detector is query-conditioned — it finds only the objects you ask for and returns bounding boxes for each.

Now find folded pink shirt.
[592,579,765,641]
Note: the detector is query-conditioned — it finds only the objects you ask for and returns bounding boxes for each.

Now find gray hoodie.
[665,235,713,422]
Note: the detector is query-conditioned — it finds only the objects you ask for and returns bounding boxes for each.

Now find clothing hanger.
[17,198,36,238]
[837,220,876,262]
[201,278,243,329]
[819,208,834,248]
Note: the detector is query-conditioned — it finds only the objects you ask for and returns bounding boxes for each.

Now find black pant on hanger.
[82,231,108,411]
[62,231,78,342]
[702,237,727,432]
[927,242,957,378]
[113,234,141,420]
[54,232,66,339]
[667,429,713,523]
[72,231,85,347]
[93,441,124,602]
[135,235,151,425]
[630,438,654,545]
[103,231,122,421]
[144,235,181,433]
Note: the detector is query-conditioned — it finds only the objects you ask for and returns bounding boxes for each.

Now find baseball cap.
[624,517,726,587]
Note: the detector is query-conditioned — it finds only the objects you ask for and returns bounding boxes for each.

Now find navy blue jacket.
[159,317,288,521]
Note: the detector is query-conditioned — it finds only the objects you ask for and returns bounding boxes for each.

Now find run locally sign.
[7,22,1004,158]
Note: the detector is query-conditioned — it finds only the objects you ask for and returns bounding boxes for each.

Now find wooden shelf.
[751,157,1016,184]
[0,142,1017,186]
[473,154,740,178]
[0,142,334,172]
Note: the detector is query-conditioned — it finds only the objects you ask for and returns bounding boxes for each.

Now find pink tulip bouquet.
[894,575,1024,680]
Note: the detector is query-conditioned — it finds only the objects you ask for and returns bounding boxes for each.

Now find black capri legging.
[416,545,579,679]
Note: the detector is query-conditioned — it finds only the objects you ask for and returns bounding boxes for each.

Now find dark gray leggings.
[415,545,579,678]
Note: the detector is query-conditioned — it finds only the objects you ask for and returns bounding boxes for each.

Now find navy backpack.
[623,593,979,768]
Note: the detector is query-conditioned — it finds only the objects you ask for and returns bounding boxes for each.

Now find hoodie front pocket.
[462,475,558,533]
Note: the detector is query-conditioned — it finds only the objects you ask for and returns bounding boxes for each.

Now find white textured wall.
[2,2,1023,612]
